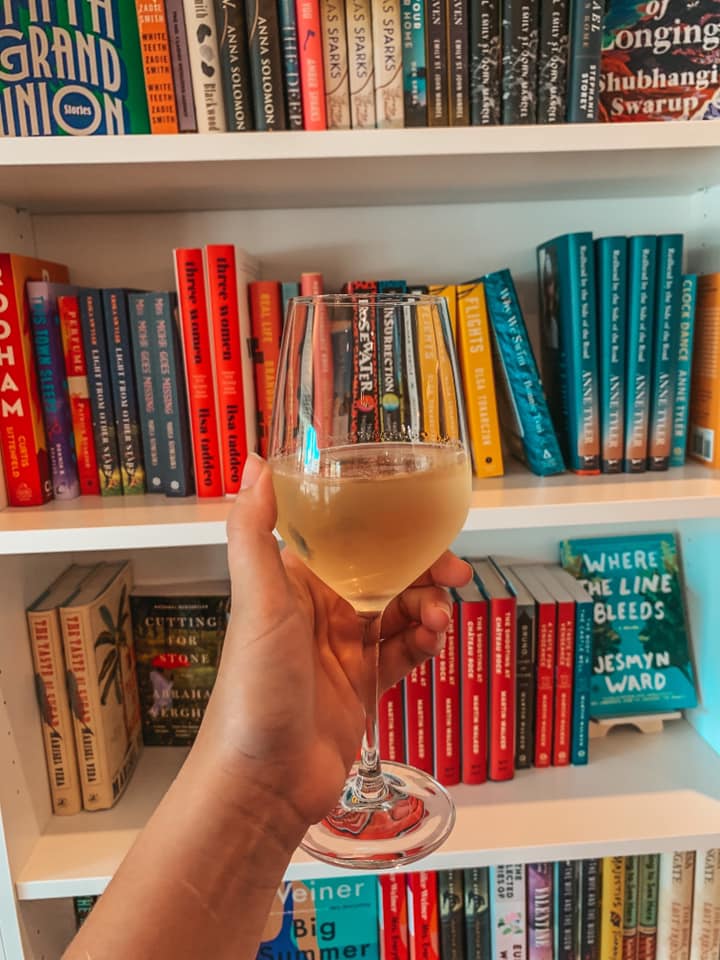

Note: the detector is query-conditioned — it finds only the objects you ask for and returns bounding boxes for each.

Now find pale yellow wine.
[272,443,471,612]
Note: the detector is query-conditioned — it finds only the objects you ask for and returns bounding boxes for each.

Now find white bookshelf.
[1,123,720,959]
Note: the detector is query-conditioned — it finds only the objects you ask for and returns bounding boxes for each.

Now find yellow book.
[600,856,626,960]
[433,310,460,445]
[456,282,504,477]
[429,283,458,342]
[416,301,440,441]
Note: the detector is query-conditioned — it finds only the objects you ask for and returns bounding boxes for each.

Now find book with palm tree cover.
[560,533,697,717]
[60,561,142,810]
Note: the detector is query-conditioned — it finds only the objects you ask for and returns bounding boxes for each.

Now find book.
[637,854,660,960]
[689,849,720,960]
[470,0,501,124]
[79,289,123,497]
[454,577,488,784]
[464,867,491,960]
[501,0,539,123]
[296,0,328,129]
[346,0,376,127]
[349,292,380,444]
[656,852,695,960]
[135,0,179,133]
[483,269,565,477]
[581,859,602,960]
[60,561,142,811]
[165,0,198,131]
[27,281,80,501]
[281,281,300,322]
[130,581,229,745]
[379,682,405,762]
[0,3,150,135]
[182,0,227,131]
[174,248,223,496]
[599,856,625,960]
[408,872,440,960]
[249,281,283,458]
[554,860,579,960]
[433,599,460,785]
[648,234,683,471]
[456,282,503,478]
[567,0,604,122]
[670,276,697,468]
[439,871,464,960]
[372,0,404,126]
[527,863,553,960]
[278,0,304,129]
[600,1,720,122]
[490,864,526,959]
[73,896,98,929]
[624,236,657,473]
[246,0,287,130]
[428,284,457,341]
[425,0,448,125]
[26,564,97,815]
[595,236,627,474]
[537,232,601,474]
[623,855,639,960]
[404,659,433,774]
[690,273,720,468]
[127,293,163,493]
[234,250,260,460]
[447,0,469,125]
[380,873,409,960]
[321,0,352,127]
[537,0,568,122]
[102,289,146,496]
[215,0,255,131]
[0,254,68,506]
[560,532,698,717]
[401,0,427,125]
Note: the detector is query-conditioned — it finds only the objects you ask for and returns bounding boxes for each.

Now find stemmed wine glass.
[268,293,472,869]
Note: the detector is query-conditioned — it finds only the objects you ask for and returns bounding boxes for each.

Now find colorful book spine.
[528,863,554,960]
[350,292,381,444]
[79,290,123,497]
[278,0,304,129]
[600,856,625,960]
[470,0,500,124]
[281,282,300,322]
[428,283,457,341]
[174,249,224,496]
[670,275,697,467]
[690,274,720,467]
[554,860,579,960]
[27,284,80,501]
[127,295,163,493]
[296,0,328,129]
[380,874,409,960]
[501,0,538,123]
[379,682,405,762]
[57,296,100,496]
[165,0,198,131]
[455,580,488,784]
[490,864,527,959]
[183,0,227,130]
[531,565,573,766]
[408,873,440,960]
[447,0,469,124]
[135,0,179,133]
[439,871,464,960]
[624,236,657,473]
[102,290,146,495]
[404,659,433,774]
[425,0,448,125]
[372,0,404,126]
[566,0,604,121]
[656,852,695,960]
[249,281,283,458]
[215,0,255,131]
[637,854,660,960]
[321,0,352,127]
[537,0,568,122]
[346,0,376,127]
[623,855,639,960]
[581,859,602,960]
[464,867,491,960]
[235,251,260,460]
[433,600,460,785]
[595,236,627,474]
[401,0,427,125]
[648,234,683,471]
[689,849,720,960]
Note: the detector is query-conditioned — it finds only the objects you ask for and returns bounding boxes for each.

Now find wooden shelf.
[1,125,719,214]
[15,720,720,900]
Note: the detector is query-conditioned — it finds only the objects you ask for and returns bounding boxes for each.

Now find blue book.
[554,860,579,960]
[401,0,427,125]
[537,232,600,474]
[277,0,303,129]
[485,269,565,476]
[624,236,656,473]
[128,295,164,493]
[648,234,684,471]
[595,237,627,474]
[560,532,698,717]
[670,275,697,467]
[281,282,300,327]
[377,280,408,293]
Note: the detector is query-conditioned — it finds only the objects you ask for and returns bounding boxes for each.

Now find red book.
[206,245,249,495]
[174,248,223,497]
[472,559,516,782]
[433,599,460,785]
[295,0,327,130]
[404,659,433,774]
[300,272,324,295]
[407,873,440,960]
[455,579,488,784]
[511,566,556,769]
[248,282,283,458]
[379,681,405,762]
[380,874,409,960]
[57,295,100,496]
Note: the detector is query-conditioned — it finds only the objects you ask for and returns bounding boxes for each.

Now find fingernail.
[432,632,447,655]
[436,601,452,622]
[241,453,265,490]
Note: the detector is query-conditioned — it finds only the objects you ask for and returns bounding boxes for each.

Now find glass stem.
[353,611,388,804]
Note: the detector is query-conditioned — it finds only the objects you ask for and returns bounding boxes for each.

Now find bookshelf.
[1,122,720,958]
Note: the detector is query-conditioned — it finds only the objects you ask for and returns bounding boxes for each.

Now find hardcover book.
[296,0,327,129]
[278,0,303,129]
[166,0,198,131]
[321,0,352,127]
[135,0,179,133]
[501,0,539,123]
[470,0,501,124]
[637,854,660,960]
[379,682,405,762]
[439,871,464,960]
[247,0,288,129]
[127,294,163,493]
[408,872,439,960]
[490,864,527,959]
[689,273,720,467]
[527,863,554,960]
[401,0,428,125]
[537,0,568,122]
[464,867,491,960]
[581,859,602,960]
[600,856,625,960]
[624,236,656,473]
[425,0,448,124]
[656,851,695,960]
[215,0,255,131]
[567,0,604,121]
[404,659,433,773]
[249,281,283,458]
[345,0,376,127]
[689,848,720,960]
[371,0,404,126]
[432,600,460,785]
[183,0,226,131]
[380,873,409,960]
[670,276,697,467]
[560,532,698,717]
[554,860,579,960]
[648,235,683,471]
[454,578,488,784]
[595,236,627,474]
[447,0,469,124]
[623,855,639,960]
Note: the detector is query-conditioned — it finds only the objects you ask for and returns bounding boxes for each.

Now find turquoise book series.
[624,235,656,473]
[595,236,627,474]
[560,532,698,717]
[670,275,698,467]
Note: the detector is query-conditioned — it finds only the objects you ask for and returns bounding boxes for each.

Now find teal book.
[560,532,698,717]
[484,269,565,476]
[595,237,627,474]
[624,235,656,473]
[464,867,491,960]
[281,283,300,326]
[648,234,684,471]
[401,0,427,125]
[670,275,697,467]
[537,232,600,474]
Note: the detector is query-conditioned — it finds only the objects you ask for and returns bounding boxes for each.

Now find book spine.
[433,601,460,785]
[690,275,720,467]
[27,609,83,815]
[278,0,304,128]
[102,290,146,495]
[350,293,381,443]
[554,860,579,960]
[595,237,627,474]
[376,297,404,441]
[206,245,249,495]
[379,682,405,762]
[165,0,198,131]
[174,249,224,496]
[58,296,100,496]
[296,0,328,129]
[488,595,515,781]
[648,234,683,471]
[566,0,603,121]
[321,0,352,127]
[417,301,441,441]
[305,276,334,450]
[135,0,179,133]
[28,289,80,500]
[345,0,377,127]
[527,863,554,960]
[464,867,491,960]
[656,852,695,960]
[458,592,487,784]
[408,872,440,960]
[235,255,259,459]
[74,896,97,928]
[402,0,427,125]
[600,856,625,960]
[248,281,283,458]
[490,864,527,959]
[404,659,433,774]
[127,295,163,493]
[537,0,568,122]
[380,873,410,960]
[425,0,448,124]
[182,0,227,131]
[571,596,592,765]
[670,276,697,467]
[214,0,255,130]
[534,596,555,768]
[689,848,720,960]
[439,871,464,960]
[246,0,288,129]
[79,291,122,497]
[470,0,500,124]
[447,0,469,125]
[552,598,574,767]
[372,0,405,126]
[572,234,601,473]
[637,854,660,960]
[501,0,538,123]
[514,599,535,770]
[624,236,657,473]
[581,859,602,960]
[623,855,639,960]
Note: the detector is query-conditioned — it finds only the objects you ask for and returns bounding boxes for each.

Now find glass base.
[299,761,456,869]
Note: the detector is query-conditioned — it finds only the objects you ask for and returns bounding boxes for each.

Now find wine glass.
[268,293,472,869]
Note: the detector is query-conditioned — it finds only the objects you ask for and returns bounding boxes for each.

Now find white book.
[657,851,695,960]
[182,0,227,132]
[345,0,376,128]
[490,864,527,960]
[321,0,352,129]
[690,849,720,960]
[370,0,403,127]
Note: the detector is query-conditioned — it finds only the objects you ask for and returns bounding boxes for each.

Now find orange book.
[296,0,327,129]
[429,284,458,342]
[689,273,720,468]
[249,282,283,457]
[416,302,440,441]
[135,0,179,134]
